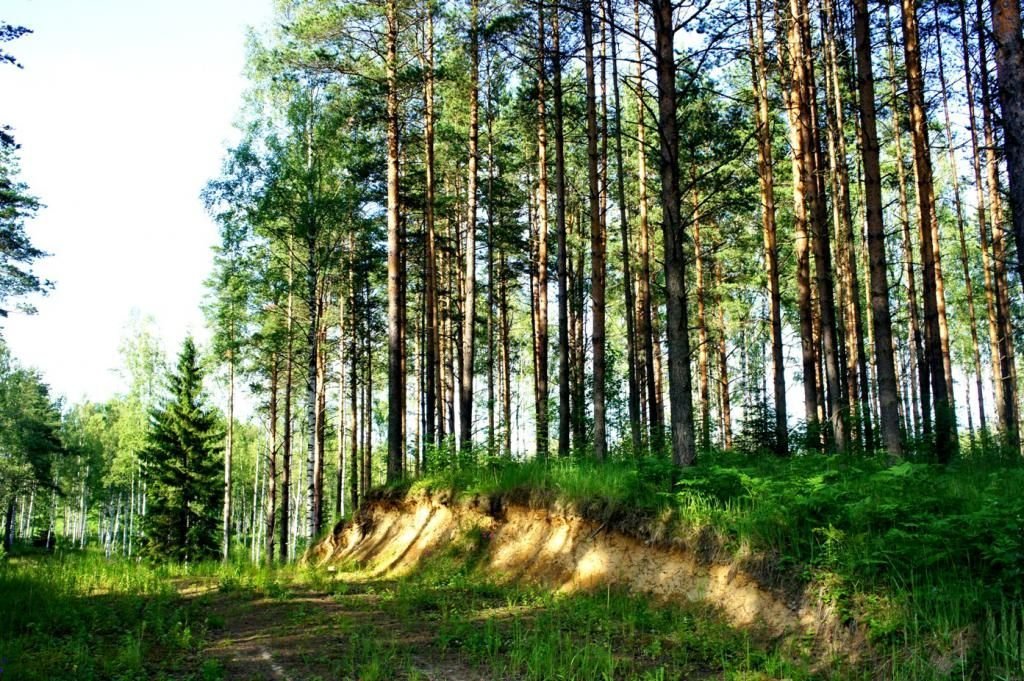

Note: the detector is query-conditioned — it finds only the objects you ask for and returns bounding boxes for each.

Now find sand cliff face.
[309,492,862,660]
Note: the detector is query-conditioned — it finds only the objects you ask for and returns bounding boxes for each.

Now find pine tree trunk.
[782,0,822,444]
[635,0,663,451]
[653,0,697,467]
[314,286,327,532]
[900,0,955,460]
[853,0,902,456]
[885,7,929,438]
[822,0,872,449]
[386,0,404,482]
[349,277,360,510]
[281,250,294,562]
[582,0,607,461]
[935,3,987,432]
[500,247,513,457]
[990,0,1024,299]
[423,3,439,450]
[535,1,550,459]
[570,213,587,447]
[460,0,481,454]
[960,0,1004,437]
[609,0,641,454]
[977,0,1021,450]
[747,0,788,455]
[336,286,346,517]
[552,5,571,458]
[266,357,277,563]
[693,182,711,452]
[363,316,373,495]
[800,3,847,451]
[224,355,233,560]
[488,106,498,460]
[716,262,733,449]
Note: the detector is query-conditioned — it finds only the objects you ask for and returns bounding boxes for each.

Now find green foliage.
[142,337,223,562]
[0,140,50,315]
[0,340,63,543]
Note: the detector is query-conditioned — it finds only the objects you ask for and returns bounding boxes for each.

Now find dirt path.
[190,581,491,681]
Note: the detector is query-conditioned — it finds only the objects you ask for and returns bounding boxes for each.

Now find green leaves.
[0,341,63,507]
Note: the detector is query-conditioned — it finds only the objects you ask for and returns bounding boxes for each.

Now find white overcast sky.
[1,0,274,404]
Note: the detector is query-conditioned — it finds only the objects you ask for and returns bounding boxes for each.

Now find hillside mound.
[309,490,864,662]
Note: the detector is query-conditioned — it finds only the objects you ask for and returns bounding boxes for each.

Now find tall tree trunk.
[349,277,360,510]
[500,247,513,457]
[716,262,733,449]
[423,2,439,450]
[935,3,987,432]
[386,0,404,482]
[900,0,955,459]
[488,94,498,459]
[853,0,902,456]
[747,0,788,455]
[886,6,929,438]
[303,98,321,540]
[265,357,277,562]
[223,354,233,560]
[582,0,607,461]
[281,249,294,562]
[978,0,1021,450]
[800,0,847,451]
[571,212,587,447]
[782,0,823,445]
[535,0,550,459]
[960,0,1004,437]
[363,308,373,495]
[822,0,872,449]
[336,285,346,517]
[693,181,711,451]
[460,0,481,453]
[609,0,641,453]
[990,0,1024,298]
[552,5,571,457]
[635,0,663,450]
[653,0,697,467]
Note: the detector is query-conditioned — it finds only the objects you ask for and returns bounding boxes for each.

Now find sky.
[1,0,274,404]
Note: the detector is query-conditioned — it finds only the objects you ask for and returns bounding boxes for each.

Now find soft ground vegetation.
[4,451,1021,680]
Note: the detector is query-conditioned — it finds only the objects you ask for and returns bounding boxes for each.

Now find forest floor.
[4,450,1024,679]
[0,547,809,680]
[193,576,491,681]
[187,552,804,681]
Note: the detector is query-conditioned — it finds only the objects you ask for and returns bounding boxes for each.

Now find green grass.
[4,447,1023,680]
[0,550,207,680]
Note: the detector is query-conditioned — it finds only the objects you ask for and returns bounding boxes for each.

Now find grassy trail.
[1,548,814,680]
[195,576,488,680]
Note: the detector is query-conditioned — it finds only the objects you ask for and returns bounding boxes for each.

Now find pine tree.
[142,337,223,562]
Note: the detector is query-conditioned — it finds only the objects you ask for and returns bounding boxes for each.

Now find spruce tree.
[142,336,223,562]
